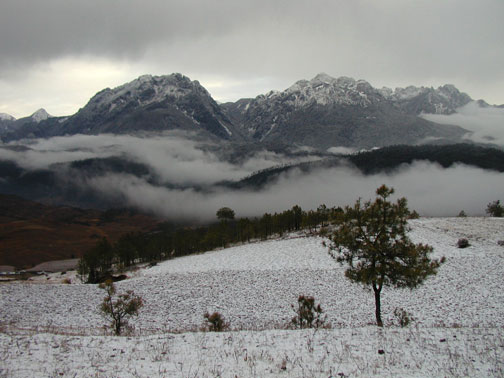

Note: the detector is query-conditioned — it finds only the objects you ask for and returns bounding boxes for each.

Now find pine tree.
[486,200,504,217]
[328,185,443,326]
[99,280,143,335]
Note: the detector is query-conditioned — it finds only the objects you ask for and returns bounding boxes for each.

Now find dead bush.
[203,311,229,332]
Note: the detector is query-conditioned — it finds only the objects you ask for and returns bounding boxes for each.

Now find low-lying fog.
[1,129,503,222]
[422,101,504,146]
[88,162,504,221]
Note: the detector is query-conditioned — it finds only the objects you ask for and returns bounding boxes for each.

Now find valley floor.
[1,217,503,377]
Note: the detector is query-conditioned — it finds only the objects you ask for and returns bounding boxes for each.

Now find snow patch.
[30,109,51,123]
[220,122,233,136]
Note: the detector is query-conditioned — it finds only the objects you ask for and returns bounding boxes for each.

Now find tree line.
[78,204,342,283]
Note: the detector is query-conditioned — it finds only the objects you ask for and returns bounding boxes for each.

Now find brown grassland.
[0,195,160,269]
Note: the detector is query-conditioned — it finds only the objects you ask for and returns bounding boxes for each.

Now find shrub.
[291,295,328,329]
[457,238,470,248]
[203,311,229,332]
[393,307,414,327]
[486,200,504,217]
[99,280,143,335]
[318,226,329,237]
[458,210,467,217]
[408,210,420,219]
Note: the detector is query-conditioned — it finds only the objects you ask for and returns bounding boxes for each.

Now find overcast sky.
[0,0,503,118]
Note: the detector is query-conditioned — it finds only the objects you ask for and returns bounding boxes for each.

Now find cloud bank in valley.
[0,132,310,185]
[87,162,504,222]
[1,133,503,221]
[422,102,504,146]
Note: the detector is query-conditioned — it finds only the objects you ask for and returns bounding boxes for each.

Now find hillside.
[1,217,503,376]
[0,195,160,269]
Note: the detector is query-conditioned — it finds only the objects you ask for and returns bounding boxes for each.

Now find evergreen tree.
[99,280,143,335]
[486,200,504,217]
[216,207,235,221]
[328,185,443,326]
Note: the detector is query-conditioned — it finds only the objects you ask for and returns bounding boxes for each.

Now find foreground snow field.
[1,217,503,377]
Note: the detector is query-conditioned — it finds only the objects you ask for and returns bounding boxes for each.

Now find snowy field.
[1,217,503,377]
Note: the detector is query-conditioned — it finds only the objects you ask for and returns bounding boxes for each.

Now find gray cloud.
[0,0,503,115]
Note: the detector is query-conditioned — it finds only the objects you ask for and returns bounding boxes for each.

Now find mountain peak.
[0,113,16,121]
[311,73,336,84]
[87,73,207,112]
[30,108,51,123]
[385,84,472,114]
[54,72,236,140]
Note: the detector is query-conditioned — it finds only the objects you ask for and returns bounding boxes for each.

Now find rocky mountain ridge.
[379,83,473,115]
[0,108,53,135]
[0,73,489,149]
[222,73,470,148]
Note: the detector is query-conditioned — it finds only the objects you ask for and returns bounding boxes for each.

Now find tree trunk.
[373,284,383,327]
[115,317,121,335]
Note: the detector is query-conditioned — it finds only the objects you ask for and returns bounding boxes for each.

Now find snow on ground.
[1,327,502,377]
[1,217,503,377]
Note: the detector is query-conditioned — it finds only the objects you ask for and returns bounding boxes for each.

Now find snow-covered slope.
[3,217,503,331]
[1,217,503,377]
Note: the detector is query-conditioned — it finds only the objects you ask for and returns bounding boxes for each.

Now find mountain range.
[0,73,491,150]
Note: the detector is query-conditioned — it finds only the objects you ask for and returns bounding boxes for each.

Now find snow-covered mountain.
[0,74,241,142]
[222,73,467,148]
[380,84,473,115]
[52,74,240,140]
[0,73,481,149]
[30,108,52,123]
[0,113,16,134]
[0,113,16,122]
[0,108,54,137]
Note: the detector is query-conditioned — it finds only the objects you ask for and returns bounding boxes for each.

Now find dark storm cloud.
[1,0,503,88]
[0,0,268,70]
